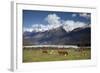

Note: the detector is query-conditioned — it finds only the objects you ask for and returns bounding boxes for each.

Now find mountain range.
[23,26,91,47]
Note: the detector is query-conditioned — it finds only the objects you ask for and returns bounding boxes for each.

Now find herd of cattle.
[42,50,69,56]
[41,48,86,56]
[24,47,88,56]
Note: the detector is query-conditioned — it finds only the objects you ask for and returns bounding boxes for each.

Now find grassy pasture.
[23,47,91,62]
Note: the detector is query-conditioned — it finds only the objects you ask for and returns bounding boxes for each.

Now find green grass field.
[23,47,91,63]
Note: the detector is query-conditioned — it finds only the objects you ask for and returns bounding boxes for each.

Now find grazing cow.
[42,50,48,54]
[58,50,68,56]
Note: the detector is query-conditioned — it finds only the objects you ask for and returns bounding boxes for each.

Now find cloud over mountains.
[24,13,90,32]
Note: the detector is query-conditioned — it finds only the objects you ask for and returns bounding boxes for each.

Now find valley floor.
[23,47,91,62]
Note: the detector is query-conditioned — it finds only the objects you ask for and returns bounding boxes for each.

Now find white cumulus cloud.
[32,24,49,32]
[23,27,33,32]
[62,20,88,32]
[45,13,62,29]
[79,13,91,19]
[72,14,77,17]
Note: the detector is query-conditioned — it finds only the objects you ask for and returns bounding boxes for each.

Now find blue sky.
[23,10,91,32]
